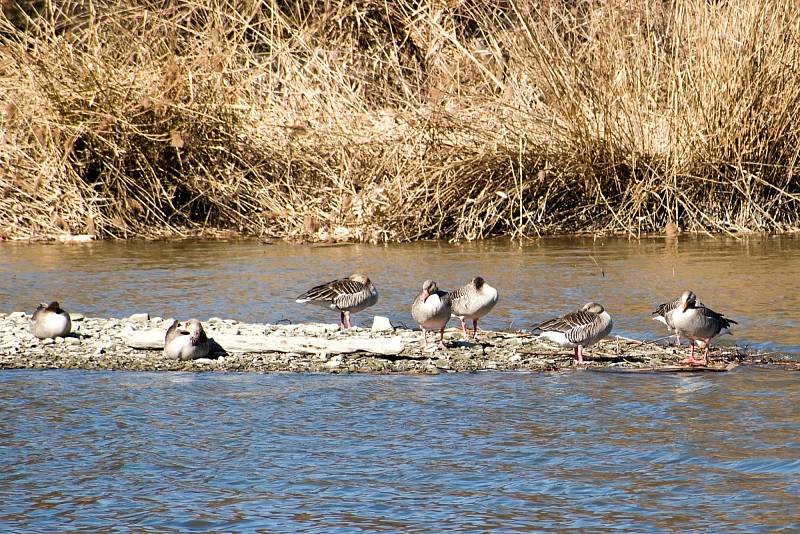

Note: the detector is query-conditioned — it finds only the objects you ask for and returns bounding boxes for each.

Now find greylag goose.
[411,280,451,350]
[164,319,210,360]
[532,302,613,364]
[450,276,498,339]
[30,301,71,339]
[296,273,378,329]
[670,290,737,366]
[652,294,703,345]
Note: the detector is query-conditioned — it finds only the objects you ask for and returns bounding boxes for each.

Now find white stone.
[41,338,54,345]
[54,337,65,344]
[71,313,85,321]
[65,337,80,345]
[371,316,394,332]
[124,330,406,356]
[129,313,150,323]
[324,355,343,369]
[9,312,26,319]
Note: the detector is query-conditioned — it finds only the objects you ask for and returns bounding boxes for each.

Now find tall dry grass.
[1,0,799,241]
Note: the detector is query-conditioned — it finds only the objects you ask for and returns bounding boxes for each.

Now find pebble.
[371,316,394,332]
[129,313,150,323]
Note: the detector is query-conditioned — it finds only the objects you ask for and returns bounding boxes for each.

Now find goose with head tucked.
[450,276,498,339]
[296,273,378,329]
[411,280,451,350]
[670,290,737,366]
[30,301,72,339]
[164,319,210,360]
[532,302,613,365]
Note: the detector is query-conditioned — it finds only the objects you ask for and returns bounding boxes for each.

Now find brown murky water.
[1,235,798,353]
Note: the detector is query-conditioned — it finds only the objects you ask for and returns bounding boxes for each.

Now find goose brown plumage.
[296,273,378,329]
[532,302,613,365]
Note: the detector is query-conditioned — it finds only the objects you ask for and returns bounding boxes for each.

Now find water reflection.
[1,235,798,353]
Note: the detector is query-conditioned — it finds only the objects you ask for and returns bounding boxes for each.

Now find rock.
[71,313,85,321]
[41,338,54,345]
[508,354,522,362]
[55,337,65,344]
[9,312,26,319]
[371,316,394,332]
[324,355,343,369]
[65,337,80,345]
[128,313,150,323]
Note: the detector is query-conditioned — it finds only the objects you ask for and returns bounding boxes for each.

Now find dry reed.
[1,0,799,241]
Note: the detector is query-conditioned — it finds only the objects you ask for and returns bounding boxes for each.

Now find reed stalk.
[1,0,798,241]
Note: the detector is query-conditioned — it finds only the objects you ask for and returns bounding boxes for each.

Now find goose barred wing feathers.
[296,278,376,312]
[534,310,596,333]
[699,305,737,329]
[652,299,679,318]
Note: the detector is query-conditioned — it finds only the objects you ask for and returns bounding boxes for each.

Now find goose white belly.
[414,294,451,330]
[539,331,574,348]
[31,313,71,339]
[164,336,209,360]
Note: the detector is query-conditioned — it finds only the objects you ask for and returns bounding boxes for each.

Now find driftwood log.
[124,330,407,356]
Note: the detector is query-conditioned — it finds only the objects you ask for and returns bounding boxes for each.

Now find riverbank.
[0,311,773,374]
[3,1,800,242]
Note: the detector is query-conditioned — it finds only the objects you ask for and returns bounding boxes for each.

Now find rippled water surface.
[1,235,799,353]
[1,369,799,532]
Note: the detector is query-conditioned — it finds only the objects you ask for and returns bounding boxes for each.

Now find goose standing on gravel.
[30,301,72,339]
[411,280,451,350]
[296,273,378,330]
[450,276,498,339]
[532,302,613,365]
[670,290,737,366]
[652,294,702,346]
[164,319,210,360]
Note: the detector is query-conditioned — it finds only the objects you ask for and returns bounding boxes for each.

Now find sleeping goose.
[670,290,737,366]
[30,301,72,339]
[411,280,451,350]
[450,276,498,339]
[164,319,210,360]
[532,302,613,365]
[296,273,378,329]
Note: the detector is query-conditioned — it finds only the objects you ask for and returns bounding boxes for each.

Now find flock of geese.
[26,274,737,366]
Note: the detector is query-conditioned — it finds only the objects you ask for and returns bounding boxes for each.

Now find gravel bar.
[0,311,752,374]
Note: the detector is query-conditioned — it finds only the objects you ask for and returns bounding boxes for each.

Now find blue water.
[1,368,799,532]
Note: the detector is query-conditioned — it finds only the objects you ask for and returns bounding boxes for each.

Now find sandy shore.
[0,311,760,374]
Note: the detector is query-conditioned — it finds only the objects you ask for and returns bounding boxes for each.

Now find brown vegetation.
[1,0,799,241]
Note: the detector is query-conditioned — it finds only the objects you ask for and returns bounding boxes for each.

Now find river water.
[1,368,798,532]
[0,235,798,353]
[1,237,800,531]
